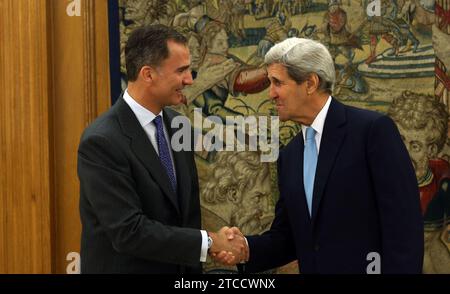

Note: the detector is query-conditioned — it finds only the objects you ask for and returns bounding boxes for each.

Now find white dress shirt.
[301,96,332,154]
[123,89,209,262]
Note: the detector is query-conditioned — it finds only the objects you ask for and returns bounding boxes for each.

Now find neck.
[127,82,161,114]
[294,92,329,126]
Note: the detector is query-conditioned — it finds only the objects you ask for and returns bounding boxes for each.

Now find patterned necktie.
[153,115,177,193]
[304,127,318,216]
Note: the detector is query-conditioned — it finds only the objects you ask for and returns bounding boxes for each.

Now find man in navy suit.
[218,37,423,273]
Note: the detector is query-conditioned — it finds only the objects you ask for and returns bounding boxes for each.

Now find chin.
[170,96,183,105]
[278,114,288,122]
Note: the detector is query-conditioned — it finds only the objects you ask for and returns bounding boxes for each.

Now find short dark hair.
[125,24,187,81]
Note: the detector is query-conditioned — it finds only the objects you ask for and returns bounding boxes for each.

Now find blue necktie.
[153,115,177,193]
[304,127,318,216]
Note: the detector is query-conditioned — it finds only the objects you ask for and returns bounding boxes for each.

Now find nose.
[183,70,194,86]
[269,84,277,100]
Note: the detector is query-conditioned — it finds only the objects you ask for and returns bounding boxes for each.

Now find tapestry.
[116,0,450,273]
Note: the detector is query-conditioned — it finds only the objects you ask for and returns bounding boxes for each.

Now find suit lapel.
[115,98,180,215]
[311,98,347,225]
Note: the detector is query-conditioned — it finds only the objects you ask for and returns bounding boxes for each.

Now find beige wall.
[0,0,111,273]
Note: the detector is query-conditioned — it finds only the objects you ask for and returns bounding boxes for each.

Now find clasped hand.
[208,226,248,266]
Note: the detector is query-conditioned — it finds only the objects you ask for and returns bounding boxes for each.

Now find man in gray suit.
[77,24,246,273]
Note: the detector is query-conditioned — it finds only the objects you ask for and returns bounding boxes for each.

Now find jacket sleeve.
[367,115,424,273]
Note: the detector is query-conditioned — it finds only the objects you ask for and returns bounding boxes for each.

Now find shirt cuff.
[200,230,208,262]
[241,237,249,264]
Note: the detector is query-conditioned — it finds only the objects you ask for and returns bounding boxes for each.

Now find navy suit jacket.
[245,98,424,274]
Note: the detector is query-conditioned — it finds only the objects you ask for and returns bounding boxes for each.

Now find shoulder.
[343,106,403,149]
[341,102,384,123]
[279,133,302,161]
[82,109,118,138]
[337,100,396,132]
[79,102,124,149]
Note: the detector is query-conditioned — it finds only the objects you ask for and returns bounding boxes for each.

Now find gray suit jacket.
[78,97,202,273]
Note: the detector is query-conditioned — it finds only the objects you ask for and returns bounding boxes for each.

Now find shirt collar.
[123,89,163,127]
[301,96,332,136]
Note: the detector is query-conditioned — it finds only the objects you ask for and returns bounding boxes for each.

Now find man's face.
[151,40,193,107]
[209,29,229,55]
[279,126,295,145]
[235,171,274,234]
[124,0,145,20]
[397,123,432,180]
[267,63,309,122]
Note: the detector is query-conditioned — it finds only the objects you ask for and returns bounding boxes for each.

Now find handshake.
[208,226,249,266]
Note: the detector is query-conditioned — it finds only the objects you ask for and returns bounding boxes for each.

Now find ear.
[306,73,320,94]
[227,188,241,204]
[427,143,438,158]
[139,65,154,83]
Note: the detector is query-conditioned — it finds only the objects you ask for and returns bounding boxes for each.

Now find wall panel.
[0,0,110,273]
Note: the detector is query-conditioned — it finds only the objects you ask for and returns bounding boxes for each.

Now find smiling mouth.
[176,90,187,104]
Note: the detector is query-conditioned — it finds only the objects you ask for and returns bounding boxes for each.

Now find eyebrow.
[270,76,282,83]
[176,64,190,72]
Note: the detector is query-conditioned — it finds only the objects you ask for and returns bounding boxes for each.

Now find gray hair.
[264,37,336,93]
